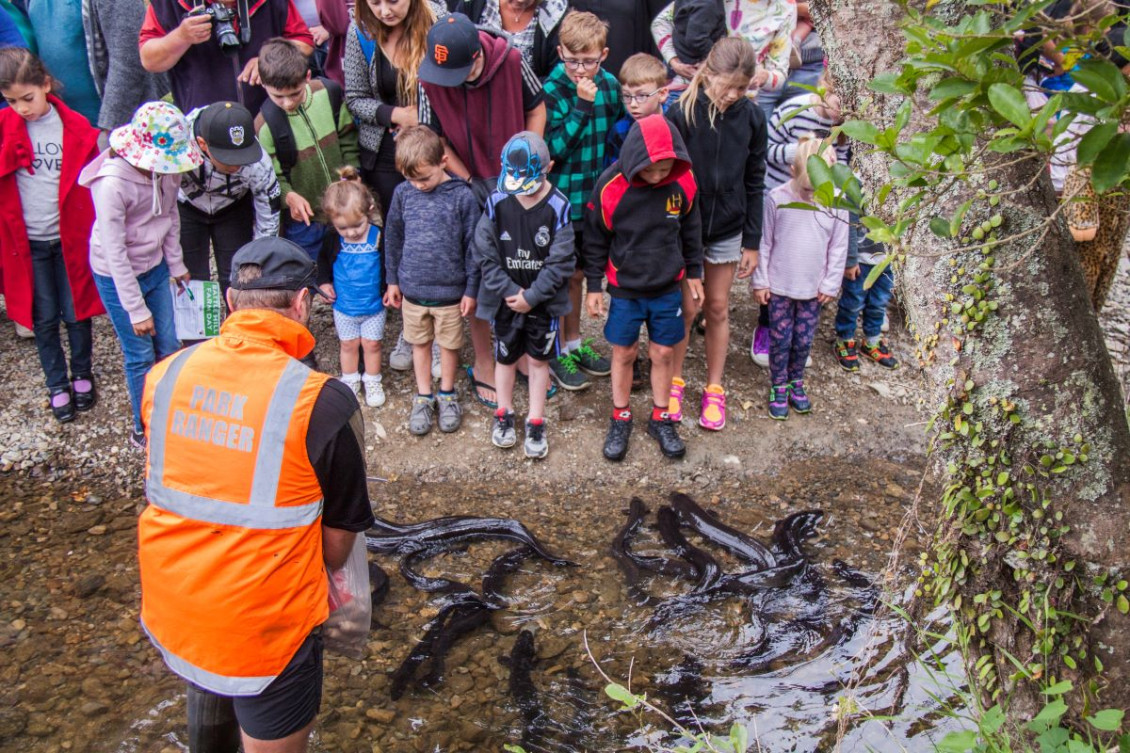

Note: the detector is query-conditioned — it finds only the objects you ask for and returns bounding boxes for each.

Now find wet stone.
[79,701,108,717]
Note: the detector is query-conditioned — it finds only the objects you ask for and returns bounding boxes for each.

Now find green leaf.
[1076,121,1118,166]
[1072,58,1127,103]
[929,77,978,101]
[863,255,892,290]
[806,154,835,193]
[1118,594,1129,614]
[503,746,527,753]
[1092,133,1130,192]
[930,216,953,238]
[603,682,640,709]
[987,83,1031,127]
[936,730,978,752]
[729,723,750,753]
[1087,709,1125,732]
[1027,698,1068,730]
[839,120,880,145]
[1043,680,1073,695]
[870,73,905,95]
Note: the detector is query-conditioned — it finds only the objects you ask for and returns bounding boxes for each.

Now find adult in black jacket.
[446,0,565,80]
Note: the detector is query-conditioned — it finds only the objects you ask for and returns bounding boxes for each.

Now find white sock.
[341,372,360,384]
[565,338,582,353]
[363,373,383,385]
[866,335,881,347]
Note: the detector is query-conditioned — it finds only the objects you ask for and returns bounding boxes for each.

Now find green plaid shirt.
[542,65,624,222]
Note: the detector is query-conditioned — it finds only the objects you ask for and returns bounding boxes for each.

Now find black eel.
[366,515,574,566]
[481,545,537,609]
[669,492,776,569]
[656,505,723,593]
[770,510,824,563]
[389,597,490,699]
[611,498,696,584]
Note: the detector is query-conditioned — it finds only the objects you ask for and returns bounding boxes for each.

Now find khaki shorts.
[402,301,464,350]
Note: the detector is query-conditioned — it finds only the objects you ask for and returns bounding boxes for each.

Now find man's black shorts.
[492,306,559,365]
[194,630,323,741]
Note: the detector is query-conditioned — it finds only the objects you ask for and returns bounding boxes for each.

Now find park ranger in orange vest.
[137,237,375,753]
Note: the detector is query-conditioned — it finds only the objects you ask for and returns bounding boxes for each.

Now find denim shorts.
[333,309,386,342]
[703,233,743,265]
[604,289,685,347]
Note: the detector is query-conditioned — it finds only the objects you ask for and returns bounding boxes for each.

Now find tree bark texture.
[810,0,1130,719]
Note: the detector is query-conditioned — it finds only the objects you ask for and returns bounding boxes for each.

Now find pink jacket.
[78,149,187,324]
[752,181,849,300]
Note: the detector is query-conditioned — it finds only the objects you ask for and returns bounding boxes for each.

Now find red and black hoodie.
[583,114,702,300]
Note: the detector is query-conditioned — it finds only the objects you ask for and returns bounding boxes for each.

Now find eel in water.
[499,629,550,749]
[366,515,574,566]
[481,545,537,609]
[656,505,723,593]
[770,510,824,563]
[369,561,390,608]
[611,498,696,582]
[398,544,480,601]
[669,492,776,569]
[388,597,490,699]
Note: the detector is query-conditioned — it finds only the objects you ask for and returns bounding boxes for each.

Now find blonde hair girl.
[666,35,767,432]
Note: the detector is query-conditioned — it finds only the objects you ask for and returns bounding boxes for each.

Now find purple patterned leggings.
[769,295,821,386]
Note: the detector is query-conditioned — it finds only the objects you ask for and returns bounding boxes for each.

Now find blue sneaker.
[768,385,789,420]
[788,380,812,414]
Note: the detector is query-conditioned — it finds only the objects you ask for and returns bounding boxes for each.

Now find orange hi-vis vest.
[138,309,332,696]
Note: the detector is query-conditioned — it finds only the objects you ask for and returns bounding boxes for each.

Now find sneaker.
[437,392,462,433]
[363,376,386,408]
[409,394,436,435]
[788,380,812,414]
[768,385,790,420]
[549,352,590,391]
[524,419,548,459]
[14,322,33,339]
[750,325,770,368]
[492,410,517,448]
[390,333,413,371]
[129,429,146,450]
[647,416,686,459]
[667,377,685,422]
[834,339,861,372]
[861,339,900,369]
[573,340,611,376]
[698,384,726,431]
[342,375,362,398]
[603,414,633,461]
[431,342,442,380]
[49,389,75,423]
[72,377,96,412]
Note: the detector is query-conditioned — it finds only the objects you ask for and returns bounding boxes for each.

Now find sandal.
[465,365,498,409]
[515,370,558,400]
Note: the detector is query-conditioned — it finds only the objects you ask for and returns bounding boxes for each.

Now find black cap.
[230,238,328,298]
[418,14,482,88]
[195,101,263,167]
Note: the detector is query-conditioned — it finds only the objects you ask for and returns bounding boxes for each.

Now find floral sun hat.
[110,101,204,174]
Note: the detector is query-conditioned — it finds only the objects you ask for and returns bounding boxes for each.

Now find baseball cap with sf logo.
[194,101,263,167]
[419,13,483,88]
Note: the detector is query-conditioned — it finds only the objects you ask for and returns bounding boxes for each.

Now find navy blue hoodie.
[583,114,703,299]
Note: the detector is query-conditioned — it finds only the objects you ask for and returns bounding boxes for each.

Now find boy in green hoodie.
[255,37,359,260]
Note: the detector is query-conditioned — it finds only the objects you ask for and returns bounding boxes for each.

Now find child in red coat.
[0,48,103,422]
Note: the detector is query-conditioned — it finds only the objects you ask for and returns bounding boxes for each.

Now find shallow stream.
[0,456,967,752]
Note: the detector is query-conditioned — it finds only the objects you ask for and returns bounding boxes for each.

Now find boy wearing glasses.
[607,53,671,165]
[541,10,624,392]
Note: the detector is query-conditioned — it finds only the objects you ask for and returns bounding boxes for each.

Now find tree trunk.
[809,0,1130,720]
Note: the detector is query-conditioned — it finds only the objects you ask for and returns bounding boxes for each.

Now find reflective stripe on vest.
[141,623,277,696]
[146,349,323,529]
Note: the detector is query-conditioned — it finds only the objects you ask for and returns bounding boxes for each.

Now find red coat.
[0,94,103,328]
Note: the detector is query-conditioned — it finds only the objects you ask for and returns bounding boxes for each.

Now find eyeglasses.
[562,58,602,70]
[621,89,661,104]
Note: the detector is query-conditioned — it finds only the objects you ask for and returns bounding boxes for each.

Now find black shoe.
[129,430,146,451]
[72,377,96,412]
[647,416,686,459]
[50,389,76,423]
[603,416,633,461]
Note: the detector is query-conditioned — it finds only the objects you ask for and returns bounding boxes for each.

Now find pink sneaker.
[667,377,685,422]
[750,325,769,368]
[699,384,726,431]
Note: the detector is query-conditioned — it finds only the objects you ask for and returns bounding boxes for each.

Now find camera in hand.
[190,3,241,55]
